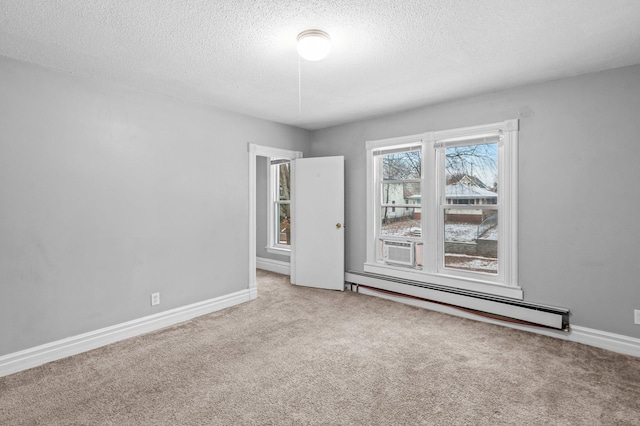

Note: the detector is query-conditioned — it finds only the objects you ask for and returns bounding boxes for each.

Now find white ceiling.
[2,1,640,130]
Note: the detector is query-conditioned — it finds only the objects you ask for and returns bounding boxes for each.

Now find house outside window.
[365,120,520,299]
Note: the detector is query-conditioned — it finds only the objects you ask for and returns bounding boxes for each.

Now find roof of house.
[454,174,489,189]
[407,182,497,201]
[445,183,497,199]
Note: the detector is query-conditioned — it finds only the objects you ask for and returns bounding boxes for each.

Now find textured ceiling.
[1,1,640,130]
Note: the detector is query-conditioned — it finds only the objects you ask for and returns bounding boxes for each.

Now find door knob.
[336,223,342,229]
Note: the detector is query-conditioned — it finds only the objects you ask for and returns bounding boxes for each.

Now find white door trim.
[247,143,302,294]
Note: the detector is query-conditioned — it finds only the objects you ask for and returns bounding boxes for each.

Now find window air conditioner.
[382,240,415,266]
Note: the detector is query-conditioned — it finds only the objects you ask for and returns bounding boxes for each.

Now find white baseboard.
[567,326,640,358]
[249,286,258,300]
[3,283,636,379]
[355,286,640,358]
[0,289,253,378]
[256,256,290,276]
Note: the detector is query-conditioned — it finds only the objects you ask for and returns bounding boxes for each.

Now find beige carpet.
[2,270,639,425]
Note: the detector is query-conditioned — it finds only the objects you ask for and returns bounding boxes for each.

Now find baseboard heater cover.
[345,271,570,330]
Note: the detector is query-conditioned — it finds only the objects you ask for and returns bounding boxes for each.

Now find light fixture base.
[297,29,331,61]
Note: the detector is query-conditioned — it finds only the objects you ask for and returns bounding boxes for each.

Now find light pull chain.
[298,55,302,117]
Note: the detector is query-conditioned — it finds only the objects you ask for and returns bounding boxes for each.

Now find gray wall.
[311,64,640,339]
[256,156,290,263]
[2,52,638,357]
[0,56,310,356]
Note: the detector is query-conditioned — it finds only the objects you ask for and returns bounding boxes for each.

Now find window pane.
[444,208,497,274]
[445,143,497,205]
[382,151,421,180]
[381,182,421,204]
[277,203,291,245]
[278,163,290,201]
[380,207,421,237]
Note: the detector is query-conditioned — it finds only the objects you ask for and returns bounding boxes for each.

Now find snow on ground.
[381,218,421,237]
[382,217,499,273]
[444,223,477,242]
[445,253,498,273]
[479,227,498,240]
[382,218,496,242]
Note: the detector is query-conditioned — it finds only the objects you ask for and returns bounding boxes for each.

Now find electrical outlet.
[151,292,160,306]
[635,310,640,325]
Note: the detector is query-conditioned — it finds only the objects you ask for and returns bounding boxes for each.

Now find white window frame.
[267,158,293,256]
[374,142,423,245]
[365,119,521,299]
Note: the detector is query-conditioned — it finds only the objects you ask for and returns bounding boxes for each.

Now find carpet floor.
[1,269,640,425]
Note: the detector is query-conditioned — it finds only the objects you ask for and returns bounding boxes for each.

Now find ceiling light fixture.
[297,29,331,61]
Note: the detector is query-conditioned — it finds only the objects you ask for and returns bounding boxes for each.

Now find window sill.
[266,246,291,257]
[363,262,523,299]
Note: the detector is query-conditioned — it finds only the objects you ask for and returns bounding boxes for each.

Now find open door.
[291,156,344,291]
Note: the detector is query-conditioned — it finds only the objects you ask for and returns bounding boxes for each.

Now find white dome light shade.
[297,29,331,61]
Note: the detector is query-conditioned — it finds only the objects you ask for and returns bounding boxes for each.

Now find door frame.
[247,143,303,297]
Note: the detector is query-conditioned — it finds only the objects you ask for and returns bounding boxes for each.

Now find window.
[439,138,499,276]
[267,159,292,255]
[365,120,520,299]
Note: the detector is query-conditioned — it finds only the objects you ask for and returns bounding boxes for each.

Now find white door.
[291,156,344,291]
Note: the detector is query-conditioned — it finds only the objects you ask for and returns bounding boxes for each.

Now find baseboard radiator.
[345,271,570,330]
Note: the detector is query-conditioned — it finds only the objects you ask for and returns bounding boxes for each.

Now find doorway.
[247,143,302,298]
